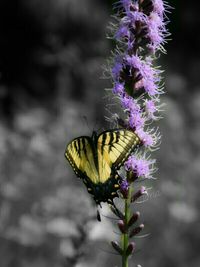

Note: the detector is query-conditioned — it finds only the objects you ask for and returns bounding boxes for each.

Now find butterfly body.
[82,173,119,204]
[65,129,140,205]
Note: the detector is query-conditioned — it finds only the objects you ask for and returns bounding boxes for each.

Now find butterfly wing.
[65,136,99,184]
[97,129,140,183]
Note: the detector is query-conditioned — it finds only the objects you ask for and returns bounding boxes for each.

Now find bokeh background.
[0,0,199,266]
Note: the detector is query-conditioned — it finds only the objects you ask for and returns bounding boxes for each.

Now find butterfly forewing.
[97,129,140,183]
[65,137,99,184]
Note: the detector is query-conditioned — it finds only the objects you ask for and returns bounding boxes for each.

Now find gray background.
[0,0,199,266]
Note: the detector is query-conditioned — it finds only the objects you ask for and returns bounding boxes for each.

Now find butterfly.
[65,129,141,205]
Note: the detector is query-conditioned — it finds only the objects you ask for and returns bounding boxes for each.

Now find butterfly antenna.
[134,233,151,239]
[97,246,120,256]
[101,213,120,221]
[91,118,105,135]
[113,230,122,236]
[93,118,99,132]
[81,115,91,131]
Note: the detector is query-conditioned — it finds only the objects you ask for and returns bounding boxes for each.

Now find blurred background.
[0,0,199,266]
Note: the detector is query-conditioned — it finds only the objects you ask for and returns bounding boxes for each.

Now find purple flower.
[129,112,145,130]
[121,94,132,110]
[125,155,156,178]
[127,10,147,25]
[143,79,159,96]
[125,55,161,96]
[153,0,165,17]
[147,12,165,50]
[112,60,123,80]
[136,128,154,147]
[113,82,125,95]
[115,25,130,40]
[150,11,164,28]
[134,159,149,177]
[145,99,157,119]
[125,55,142,71]
[120,179,129,190]
[121,94,140,113]
[140,186,148,195]
[120,179,129,198]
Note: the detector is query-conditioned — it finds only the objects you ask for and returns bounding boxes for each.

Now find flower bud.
[118,220,126,234]
[129,224,144,238]
[126,242,136,256]
[128,211,140,227]
[111,241,123,255]
[131,186,147,202]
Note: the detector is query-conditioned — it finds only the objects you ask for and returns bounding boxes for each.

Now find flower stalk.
[108,0,170,266]
[122,184,132,267]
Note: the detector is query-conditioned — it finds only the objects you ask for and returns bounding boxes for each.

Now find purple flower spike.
[109,0,170,179]
[108,0,170,263]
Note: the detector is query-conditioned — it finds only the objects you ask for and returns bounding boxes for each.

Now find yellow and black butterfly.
[65,129,141,205]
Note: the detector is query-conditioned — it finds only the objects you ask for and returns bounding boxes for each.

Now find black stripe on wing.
[97,129,141,172]
[65,136,92,179]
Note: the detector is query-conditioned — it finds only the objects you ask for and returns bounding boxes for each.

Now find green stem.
[122,184,132,267]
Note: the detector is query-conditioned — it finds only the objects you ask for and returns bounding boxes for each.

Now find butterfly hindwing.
[97,129,140,183]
